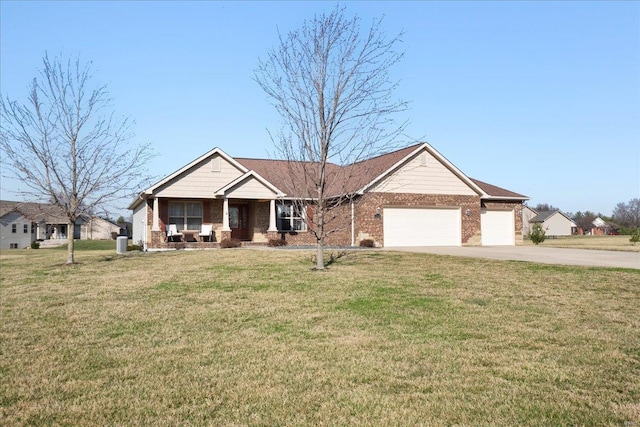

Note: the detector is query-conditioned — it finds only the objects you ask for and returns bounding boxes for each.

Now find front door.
[229,205,249,240]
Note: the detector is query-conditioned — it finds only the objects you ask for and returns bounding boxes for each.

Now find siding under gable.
[225,176,277,199]
[370,150,477,195]
[156,154,244,198]
[542,213,575,236]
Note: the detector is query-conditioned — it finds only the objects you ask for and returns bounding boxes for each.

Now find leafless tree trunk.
[1,52,154,264]
[255,6,409,269]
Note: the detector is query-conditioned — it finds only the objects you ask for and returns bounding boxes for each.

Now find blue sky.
[1,1,638,217]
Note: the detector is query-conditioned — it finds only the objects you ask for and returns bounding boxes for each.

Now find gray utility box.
[116,236,128,254]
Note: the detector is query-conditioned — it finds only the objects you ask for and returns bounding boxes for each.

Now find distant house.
[522,205,538,236]
[0,201,120,250]
[591,217,615,235]
[528,210,577,236]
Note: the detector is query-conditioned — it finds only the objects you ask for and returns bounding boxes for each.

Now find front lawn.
[524,234,640,252]
[1,248,638,425]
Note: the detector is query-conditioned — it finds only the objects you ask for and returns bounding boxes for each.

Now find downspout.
[351,201,355,247]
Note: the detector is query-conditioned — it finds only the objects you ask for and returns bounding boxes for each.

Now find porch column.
[152,197,160,231]
[222,197,231,231]
[268,199,278,232]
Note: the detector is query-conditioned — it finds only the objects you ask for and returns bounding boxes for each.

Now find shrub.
[359,239,375,248]
[30,241,40,249]
[220,238,242,249]
[127,244,142,251]
[268,238,288,247]
[173,242,186,250]
[630,228,640,245]
[529,223,546,245]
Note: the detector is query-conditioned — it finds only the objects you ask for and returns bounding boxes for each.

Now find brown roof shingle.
[231,144,528,201]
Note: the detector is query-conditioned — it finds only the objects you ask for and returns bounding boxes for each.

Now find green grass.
[51,239,126,251]
[524,234,640,252]
[1,247,639,426]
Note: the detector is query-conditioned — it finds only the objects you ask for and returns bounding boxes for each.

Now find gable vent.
[212,157,221,172]
[420,152,428,166]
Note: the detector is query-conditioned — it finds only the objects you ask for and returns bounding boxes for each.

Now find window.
[11,224,16,233]
[23,224,29,233]
[10,243,18,249]
[277,203,306,232]
[168,202,202,231]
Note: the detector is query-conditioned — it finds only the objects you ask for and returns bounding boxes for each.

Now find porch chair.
[167,224,182,242]
[199,224,213,242]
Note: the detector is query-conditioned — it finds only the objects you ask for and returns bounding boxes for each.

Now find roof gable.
[145,148,248,196]
[365,144,480,196]
[215,171,284,198]
[530,210,575,225]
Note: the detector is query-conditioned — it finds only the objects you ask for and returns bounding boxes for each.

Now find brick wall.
[143,194,523,249]
[354,193,482,247]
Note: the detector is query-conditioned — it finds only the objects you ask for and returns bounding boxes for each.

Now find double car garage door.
[383,207,514,247]
[383,207,461,247]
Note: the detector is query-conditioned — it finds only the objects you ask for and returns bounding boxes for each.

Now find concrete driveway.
[384,246,640,269]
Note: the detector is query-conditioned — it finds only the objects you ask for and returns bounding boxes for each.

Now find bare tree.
[612,198,640,229]
[255,6,408,269]
[1,53,154,264]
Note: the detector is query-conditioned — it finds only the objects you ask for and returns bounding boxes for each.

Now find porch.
[147,197,285,249]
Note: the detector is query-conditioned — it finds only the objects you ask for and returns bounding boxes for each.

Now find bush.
[127,244,142,251]
[359,239,375,248]
[529,223,546,245]
[30,241,40,249]
[220,238,242,248]
[630,228,640,245]
[268,238,288,247]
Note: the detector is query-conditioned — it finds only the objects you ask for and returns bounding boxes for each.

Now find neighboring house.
[528,210,577,236]
[130,142,529,249]
[0,201,120,250]
[77,217,122,240]
[522,205,538,236]
[591,217,615,235]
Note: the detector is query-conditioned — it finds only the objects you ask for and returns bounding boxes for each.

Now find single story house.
[528,210,577,236]
[522,205,538,236]
[591,217,615,235]
[0,201,121,250]
[130,142,528,249]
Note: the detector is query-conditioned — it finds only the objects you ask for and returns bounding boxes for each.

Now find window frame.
[168,201,203,231]
[11,224,16,233]
[277,202,307,232]
[23,224,29,233]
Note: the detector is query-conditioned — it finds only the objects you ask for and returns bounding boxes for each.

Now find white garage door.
[481,209,515,246]
[384,207,461,247]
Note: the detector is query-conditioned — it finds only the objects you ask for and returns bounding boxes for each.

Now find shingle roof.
[529,210,557,223]
[0,201,69,223]
[235,143,427,198]
[136,143,527,203]
[469,178,528,199]
[529,210,576,224]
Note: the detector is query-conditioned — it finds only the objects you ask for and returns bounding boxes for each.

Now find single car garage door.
[481,209,515,245]
[383,207,461,247]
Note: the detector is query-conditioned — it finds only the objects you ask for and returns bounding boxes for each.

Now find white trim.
[268,199,278,232]
[214,170,285,197]
[128,147,249,209]
[152,198,160,231]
